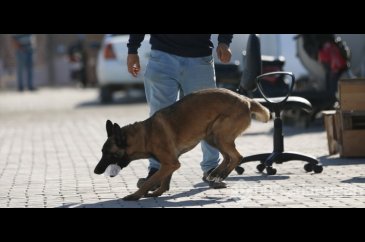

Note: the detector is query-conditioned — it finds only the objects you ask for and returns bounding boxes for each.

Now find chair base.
[235,151,323,176]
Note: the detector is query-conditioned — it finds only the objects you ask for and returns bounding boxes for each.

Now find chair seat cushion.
[254,96,312,113]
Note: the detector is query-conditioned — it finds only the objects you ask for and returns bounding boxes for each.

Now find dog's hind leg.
[206,153,230,183]
[205,134,233,183]
[207,142,243,182]
[203,136,230,179]
[220,145,243,180]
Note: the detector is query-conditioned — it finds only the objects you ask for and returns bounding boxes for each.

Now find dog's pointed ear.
[113,123,121,131]
[114,123,127,148]
[106,120,113,137]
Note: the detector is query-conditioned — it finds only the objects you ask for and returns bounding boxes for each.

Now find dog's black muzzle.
[94,153,130,175]
[94,156,110,175]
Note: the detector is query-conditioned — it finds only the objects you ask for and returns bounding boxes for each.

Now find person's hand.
[216,43,232,64]
[127,54,141,77]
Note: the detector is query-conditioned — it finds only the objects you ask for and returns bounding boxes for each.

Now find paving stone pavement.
[0,88,364,208]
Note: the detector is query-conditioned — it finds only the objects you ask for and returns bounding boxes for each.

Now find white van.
[96,34,151,103]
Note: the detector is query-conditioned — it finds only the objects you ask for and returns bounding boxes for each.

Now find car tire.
[100,86,113,103]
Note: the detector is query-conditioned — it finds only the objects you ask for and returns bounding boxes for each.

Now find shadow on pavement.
[341,177,365,183]
[276,124,325,137]
[319,156,365,166]
[226,175,290,182]
[75,95,146,109]
[59,187,238,208]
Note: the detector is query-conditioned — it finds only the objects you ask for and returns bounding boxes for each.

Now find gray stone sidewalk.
[0,88,364,208]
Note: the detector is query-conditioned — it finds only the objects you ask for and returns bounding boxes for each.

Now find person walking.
[127,34,234,189]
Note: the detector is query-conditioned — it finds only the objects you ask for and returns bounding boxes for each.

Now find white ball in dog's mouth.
[104,164,122,177]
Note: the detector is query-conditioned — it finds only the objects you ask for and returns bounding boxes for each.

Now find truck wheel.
[100,86,113,103]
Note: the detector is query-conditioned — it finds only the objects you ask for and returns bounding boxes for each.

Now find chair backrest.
[238,34,297,112]
[239,34,262,93]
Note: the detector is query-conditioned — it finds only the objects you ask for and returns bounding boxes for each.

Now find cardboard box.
[323,110,339,155]
[323,110,365,157]
[338,111,365,158]
[339,130,365,157]
[339,79,365,111]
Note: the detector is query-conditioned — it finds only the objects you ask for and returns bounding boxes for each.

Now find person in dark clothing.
[127,34,233,189]
[12,34,35,91]
[301,34,351,106]
[317,37,350,98]
[68,38,88,88]
[301,34,335,61]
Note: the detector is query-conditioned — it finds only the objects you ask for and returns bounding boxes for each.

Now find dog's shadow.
[225,174,290,182]
[60,186,235,208]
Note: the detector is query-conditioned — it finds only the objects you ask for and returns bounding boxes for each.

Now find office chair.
[235,34,323,175]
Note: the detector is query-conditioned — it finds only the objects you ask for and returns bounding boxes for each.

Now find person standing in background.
[12,34,36,91]
[68,34,89,88]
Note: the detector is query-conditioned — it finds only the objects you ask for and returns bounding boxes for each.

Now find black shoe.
[137,168,160,190]
[202,168,227,189]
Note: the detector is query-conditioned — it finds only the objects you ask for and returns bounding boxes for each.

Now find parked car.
[211,34,247,90]
[96,34,151,103]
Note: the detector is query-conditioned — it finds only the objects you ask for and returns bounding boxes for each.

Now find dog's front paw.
[207,172,224,183]
[207,167,231,183]
[123,193,142,201]
[145,193,162,198]
[145,189,165,198]
[218,170,230,181]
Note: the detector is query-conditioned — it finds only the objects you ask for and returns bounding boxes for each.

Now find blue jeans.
[144,50,220,173]
[16,48,34,90]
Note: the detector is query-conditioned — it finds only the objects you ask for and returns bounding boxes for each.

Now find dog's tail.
[250,100,271,123]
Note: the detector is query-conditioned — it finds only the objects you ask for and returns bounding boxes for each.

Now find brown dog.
[94,88,270,201]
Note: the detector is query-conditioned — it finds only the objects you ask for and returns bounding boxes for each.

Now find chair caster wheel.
[266,167,277,176]
[313,165,323,174]
[304,164,323,173]
[257,163,266,173]
[235,166,245,175]
[304,163,313,172]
